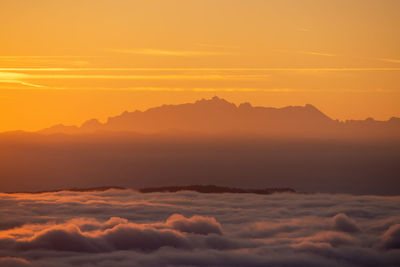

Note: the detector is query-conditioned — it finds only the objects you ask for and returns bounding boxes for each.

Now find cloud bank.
[0,190,399,266]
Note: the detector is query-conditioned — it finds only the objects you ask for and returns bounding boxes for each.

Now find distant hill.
[4,185,296,195]
[138,185,296,194]
[38,97,400,139]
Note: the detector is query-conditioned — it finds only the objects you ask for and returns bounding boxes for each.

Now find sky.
[1,0,400,131]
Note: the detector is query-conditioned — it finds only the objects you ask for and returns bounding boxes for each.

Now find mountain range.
[39,96,400,139]
[1,96,400,194]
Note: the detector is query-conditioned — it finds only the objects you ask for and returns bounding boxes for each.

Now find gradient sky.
[1,0,400,131]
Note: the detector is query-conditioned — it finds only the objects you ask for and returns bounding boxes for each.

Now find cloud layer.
[0,190,399,266]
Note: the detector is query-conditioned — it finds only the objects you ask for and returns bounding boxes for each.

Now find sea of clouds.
[0,189,399,266]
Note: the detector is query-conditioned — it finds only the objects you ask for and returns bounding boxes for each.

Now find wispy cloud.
[299,51,335,57]
[0,56,92,66]
[274,49,335,57]
[0,71,44,88]
[379,58,400,64]
[195,43,240,50]
[0,66,399,90]
[2,67,400,72]
[0,80,45,88]
[111,49,229,56]
[0,71,270,81]
[0,56,89,59]
[0,72,26,80]
[69,87,296,92]
[44,87,393,93]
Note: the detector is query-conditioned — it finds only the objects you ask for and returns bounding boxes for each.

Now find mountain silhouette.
[138,185,295,195]
[39,96,400,139]
[2,97,400,195]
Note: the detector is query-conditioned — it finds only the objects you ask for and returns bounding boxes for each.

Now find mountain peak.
[36,97,400,139]
[239,102,252,109]
[305,103,317,109]
[211,95,224,101]
[196,96,236,107]
[304,103,332,120]
[81,119,103,130]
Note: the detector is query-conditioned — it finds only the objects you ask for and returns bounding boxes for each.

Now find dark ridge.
[4,186,126,194]
[3,185,296,195]
[138,185,296,194]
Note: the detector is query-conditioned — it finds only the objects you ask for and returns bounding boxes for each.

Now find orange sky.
[1,0,400,131]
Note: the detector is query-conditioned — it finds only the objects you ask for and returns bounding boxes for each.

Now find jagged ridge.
[38,96,400,139]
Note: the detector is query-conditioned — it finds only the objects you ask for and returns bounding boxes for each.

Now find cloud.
[98,223,190,252]
[2,214,232,253]
[17,225,97,252]
[299,51,335,57]
[0,72,269,81]
[332,213,360,233]
[238,220,303,238]
[0,80,45,88]
[2,67,400,72]
[0,56,92,68]
[195,43,240,50]
[111,49,229,56]
[299,231,357,247]
[0,191,400,266]
[165,214,222,235]
[381,224,400,250]
[379,58,400,64]
[0,257,30,267]
[0,72,45,88]
[65,87,294,92]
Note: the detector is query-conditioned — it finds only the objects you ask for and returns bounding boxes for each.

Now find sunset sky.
[1,0,400,131]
